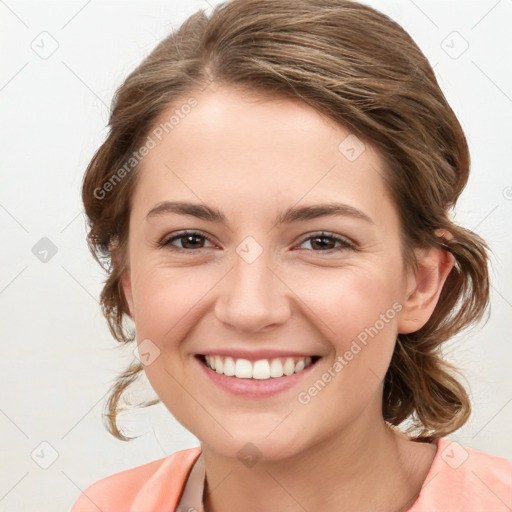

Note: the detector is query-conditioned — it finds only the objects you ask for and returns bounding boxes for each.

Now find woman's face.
[121,85,421,460]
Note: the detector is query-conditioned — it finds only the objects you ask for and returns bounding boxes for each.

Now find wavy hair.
[82,0,490,441]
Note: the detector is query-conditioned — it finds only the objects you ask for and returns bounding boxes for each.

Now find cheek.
[285,280,401,444]
[131,264,212,339]
[297,265,403,344]
[293,265,403,405]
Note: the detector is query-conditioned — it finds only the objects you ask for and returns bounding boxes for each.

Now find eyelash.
[156,230,356,254]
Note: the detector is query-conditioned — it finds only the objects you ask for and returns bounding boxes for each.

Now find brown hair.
[82,0,490,441]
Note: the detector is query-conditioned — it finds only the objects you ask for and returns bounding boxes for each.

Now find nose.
[213,250,292,334]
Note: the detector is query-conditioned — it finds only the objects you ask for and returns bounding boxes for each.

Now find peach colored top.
[70,437,512,511]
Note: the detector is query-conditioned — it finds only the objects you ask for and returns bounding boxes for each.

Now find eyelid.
[157,229,217,250]
[295,231,357,251]
[157,229,357,253]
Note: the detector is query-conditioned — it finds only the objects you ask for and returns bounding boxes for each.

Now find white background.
[1,1,511,510]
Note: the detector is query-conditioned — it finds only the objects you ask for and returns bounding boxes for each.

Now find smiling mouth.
[196,354,321,380]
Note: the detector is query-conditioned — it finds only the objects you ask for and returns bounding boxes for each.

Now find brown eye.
[298,232,355,252]
[158,231,215,251]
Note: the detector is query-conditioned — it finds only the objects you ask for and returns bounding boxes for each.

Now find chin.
[200,434,306,464]
[192,414,324,464]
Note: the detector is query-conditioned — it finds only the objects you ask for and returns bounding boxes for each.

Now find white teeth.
[223,356,235,376]
[253,360,270,380]
[269,358,284,378]
[203,355,316,380]
[235,358,253,378]
[215,355,224,374]
[294,359,305,373]
[283,357,295,376]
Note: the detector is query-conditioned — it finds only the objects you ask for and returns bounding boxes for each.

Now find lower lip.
[196,356,318,398]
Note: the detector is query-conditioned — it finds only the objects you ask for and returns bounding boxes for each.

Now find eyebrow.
[145,201,374,225]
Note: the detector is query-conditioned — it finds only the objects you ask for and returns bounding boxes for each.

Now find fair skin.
[120,85,453,512]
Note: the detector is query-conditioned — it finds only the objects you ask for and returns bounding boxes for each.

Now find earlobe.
[398,238,454,334]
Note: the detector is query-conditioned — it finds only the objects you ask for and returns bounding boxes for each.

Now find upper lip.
[196,349,321,361]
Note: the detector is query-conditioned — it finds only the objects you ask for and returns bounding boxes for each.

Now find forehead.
[131,85,398,230]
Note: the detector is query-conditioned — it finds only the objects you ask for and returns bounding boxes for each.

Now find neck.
[201,412,435,512]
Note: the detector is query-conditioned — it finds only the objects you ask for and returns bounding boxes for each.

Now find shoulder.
[69,446,201,512]
[412,437,512,512]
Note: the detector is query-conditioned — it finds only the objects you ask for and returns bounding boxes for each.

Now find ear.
[112,240,135,320]
[120,268,135,320]
[398,230,454,334]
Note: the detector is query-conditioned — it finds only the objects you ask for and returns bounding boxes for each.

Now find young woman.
[70,0,512,510]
